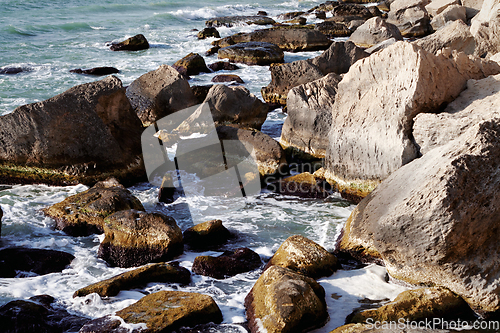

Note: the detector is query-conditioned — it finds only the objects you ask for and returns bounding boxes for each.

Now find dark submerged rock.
[110,34,149,51]
[0,247,74,278]
[0,296,89,333]
[98,210,183,268]
[44,178,144,236]
[70,67,120,76]
[192,247,262,279]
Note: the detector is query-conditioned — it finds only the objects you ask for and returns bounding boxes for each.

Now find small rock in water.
[0,66,31,75]
[197,27,220,39]
[207,61,239,72]
[183,219,231,250]
[110,34,149,51]
[211,74,244,83]
[257,11,268,16]
[70,67,120,76]
[173,52,211,77]
[192,247,262,279]
[73,262,190,298]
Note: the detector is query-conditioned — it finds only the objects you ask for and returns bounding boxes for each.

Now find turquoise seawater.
[0,1,411,332]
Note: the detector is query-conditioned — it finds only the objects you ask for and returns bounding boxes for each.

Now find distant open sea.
[0,1,410,332]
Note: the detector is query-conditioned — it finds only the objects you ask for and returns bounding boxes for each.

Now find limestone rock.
[387,0,432,37]
[280,73,341,158]
[0,248,74,278]
[265,235,337,279]
[261,41,368,106]
[348,17,403,48]
[245,265,328,333]
[425,0,460,17]
[74,262,190,298]
[172,53,210,77]
[324,41,500,201]
[211,74,244,83]
[197,27,220,39]
[44,178,144,236]
[461,0,483,20]
[183,219,231,250]
[70,67,120,76]
[470,0,500,58]
[192,248,262,279]
[125,65,197,126]
[365,38,398,53]
[206,16,275,27]
[0,76,144,185]
[414,73,500,154]
[414,19,474,55]
[430,4,467,30]
[175,85,268,133]
[110,34,149,51]
[98,210,183,268]
[218,42,284,65]
[270,172,331,198]
[339,118,500,314]
[350,287,474,324]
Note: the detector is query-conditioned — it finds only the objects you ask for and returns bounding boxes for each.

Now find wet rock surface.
[218,42,284,65]
[183,219,231,250]
[44,178,144,236]
[192,247,262,279]
[110,34,149,51]
[0,247,74,278]
[98,210,183,268]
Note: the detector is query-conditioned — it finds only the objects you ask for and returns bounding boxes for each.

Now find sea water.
[0,0,410,332]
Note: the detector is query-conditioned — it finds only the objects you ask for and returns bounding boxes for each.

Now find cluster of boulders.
[4,0,500,331]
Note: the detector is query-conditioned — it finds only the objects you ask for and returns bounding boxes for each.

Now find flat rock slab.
[218,42,284,65]
[73,262,191,298]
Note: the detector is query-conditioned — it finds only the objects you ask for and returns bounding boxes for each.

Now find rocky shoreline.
[2,0,500,332]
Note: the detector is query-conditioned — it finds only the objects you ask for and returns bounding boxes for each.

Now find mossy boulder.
[349,287,475,324]
[192,248,262,279]
[245,265,328,333]
[98,210,183,268]
[110,34,149,51]
[117,291,222,332]
[273,172,331,198]
[265,235,337,279]
[73,262,190,298]
[44,178,144,236]
[82,291,223,332]
[218,42,284,66]
[172,53,211,77]
[183,219,231,250]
